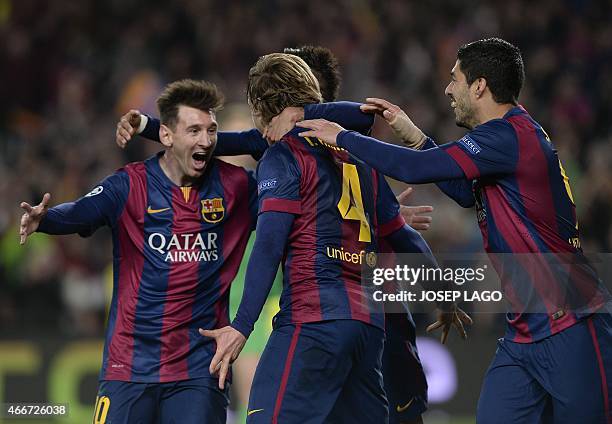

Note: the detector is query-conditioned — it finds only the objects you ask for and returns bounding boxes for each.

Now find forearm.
[231,212,294,338]
[216,129,268,160]
[37,202,102,237]
[386,224,452,310]
[139,114,161,142]
[386,224,436,266]
[305,102,374,134]
[337,131,465,183]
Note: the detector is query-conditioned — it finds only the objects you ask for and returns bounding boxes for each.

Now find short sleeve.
[376,174,406,237]
[440,119,518,179]
[256,143,302,215]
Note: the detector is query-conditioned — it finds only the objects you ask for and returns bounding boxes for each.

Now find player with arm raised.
[115,46,439,424]
[297,38,612,424]
[201,53,469,423]
[115,46,433,232]
[19,80,258,424]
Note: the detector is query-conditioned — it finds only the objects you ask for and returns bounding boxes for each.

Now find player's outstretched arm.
[360,99,475,206]
[115,110,269,159]
[297,120,465,184]
[265,102,375,142]
[360,97,427,149]
[19,193,51,244]
[385,224,473,343]
[21,173,129,243]
[200,211,295,390]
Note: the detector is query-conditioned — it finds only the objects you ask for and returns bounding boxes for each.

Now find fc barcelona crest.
[201,198,225,223]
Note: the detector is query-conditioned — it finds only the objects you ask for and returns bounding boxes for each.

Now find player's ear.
[159,124,173,147]
[473,77,487,99]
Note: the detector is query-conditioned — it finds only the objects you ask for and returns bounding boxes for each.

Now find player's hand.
[296,119,345,146]
[19,193,51,245]
[360,98,426,149]
[264,107,305,142]
[115,110,142,149]
[426,306,472,344]
[199,326,246,390]
[398,187,433,231]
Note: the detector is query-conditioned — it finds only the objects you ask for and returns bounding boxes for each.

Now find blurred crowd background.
[1,0,611,422]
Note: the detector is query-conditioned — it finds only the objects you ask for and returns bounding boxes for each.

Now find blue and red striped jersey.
[255,129,405,330]
[441,105,609,342]
[42,153,257,382]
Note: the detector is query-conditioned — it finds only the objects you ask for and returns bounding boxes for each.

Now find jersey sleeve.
[140,114,161,142]
[38,170,130,236]
[216,129,268,160]
[256,143,302,215]
[246,170,259,230]
[376,174,406,237]
[422,138,475,208]
[439,119,518,179]
[305,102,374,135]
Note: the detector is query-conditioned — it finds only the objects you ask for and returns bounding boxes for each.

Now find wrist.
[230,320,251,339]
[336,130,352,148]
[137,114,148,134]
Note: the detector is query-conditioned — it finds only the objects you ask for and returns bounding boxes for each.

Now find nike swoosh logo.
[247,409,264,416]
[396,397,415,413]
[147,206,170,214]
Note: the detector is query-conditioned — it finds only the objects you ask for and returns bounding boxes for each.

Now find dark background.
[1,1,611,422]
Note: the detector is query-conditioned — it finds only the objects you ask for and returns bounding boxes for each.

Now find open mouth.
[192,152,208,169]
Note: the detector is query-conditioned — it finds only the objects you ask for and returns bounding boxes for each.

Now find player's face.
[445,60,478,130]
[168,105,218,180]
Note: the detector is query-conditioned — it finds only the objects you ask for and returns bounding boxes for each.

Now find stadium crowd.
[1,0,611,341]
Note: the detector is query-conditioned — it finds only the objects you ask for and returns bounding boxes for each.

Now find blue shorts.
[477,311,612,424]
[246,320,388,423]
[93,377,229,424]
[383,313,428,424]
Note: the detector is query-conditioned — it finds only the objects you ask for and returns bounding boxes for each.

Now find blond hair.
[247,53,322,125]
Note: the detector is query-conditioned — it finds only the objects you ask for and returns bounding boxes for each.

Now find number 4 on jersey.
[337,163,371,242]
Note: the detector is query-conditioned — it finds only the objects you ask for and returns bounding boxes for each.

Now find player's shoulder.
[214,157,248,174]
[260,138,299,162]
[213,158,256,189]
[474,117,516,135]
[468,117,518,149]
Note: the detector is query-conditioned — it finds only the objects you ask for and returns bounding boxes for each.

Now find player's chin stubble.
[454,103,477,130]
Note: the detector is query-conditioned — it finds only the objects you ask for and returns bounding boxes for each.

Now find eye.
[189,128,200,135]
[208,127,217,135]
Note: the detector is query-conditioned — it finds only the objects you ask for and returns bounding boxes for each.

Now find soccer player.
[201,53,469,423]
[297,38,612,424]
[117,45,435,424]
[19,80,259,424]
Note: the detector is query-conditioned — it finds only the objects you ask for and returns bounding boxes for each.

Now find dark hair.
[247,53,322,125]
[284,45,341,102]
[157,79,224,129]
[457,38,524,105]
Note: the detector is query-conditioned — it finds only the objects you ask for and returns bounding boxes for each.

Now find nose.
[444,82,452,97]
[199,132,214,148]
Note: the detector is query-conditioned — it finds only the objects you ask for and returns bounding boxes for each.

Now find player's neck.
[159,152,200,187]
[476,102,515,126]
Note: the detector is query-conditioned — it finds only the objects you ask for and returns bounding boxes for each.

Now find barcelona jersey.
[255,129,405,330]
[441,106,610,342]
[42,153,257,382]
